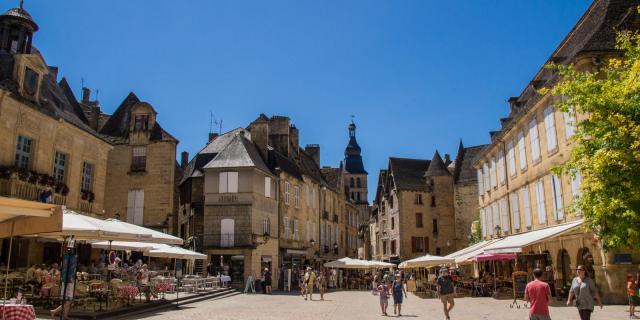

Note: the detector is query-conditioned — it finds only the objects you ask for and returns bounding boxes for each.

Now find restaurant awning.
[91,241,160,251]
[482,219,584,254]
[368,260,395,268]
[472,253,517,262]
[0,196,60,238]
[147,245,207,260]
[36,210,153,242]
[324,257,373,269]
[103,219,183,245]
[398,255,454,269]
[445,239,504,265]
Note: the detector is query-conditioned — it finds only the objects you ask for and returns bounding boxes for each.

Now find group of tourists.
[299,267,326,301]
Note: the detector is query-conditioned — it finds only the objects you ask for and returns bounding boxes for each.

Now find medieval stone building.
[370,142,484,263]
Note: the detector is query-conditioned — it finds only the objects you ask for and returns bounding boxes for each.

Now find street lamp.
[494,225,502,238]
[262,232,270,244]
[310,239,315,247]
[333,242,338,254]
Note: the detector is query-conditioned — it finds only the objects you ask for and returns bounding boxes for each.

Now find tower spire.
[19,0,24,10]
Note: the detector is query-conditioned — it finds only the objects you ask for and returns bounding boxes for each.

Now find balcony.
[0,171,67,206]
[204,233,255,248]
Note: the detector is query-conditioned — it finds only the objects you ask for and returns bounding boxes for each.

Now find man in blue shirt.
[437,267,455,320]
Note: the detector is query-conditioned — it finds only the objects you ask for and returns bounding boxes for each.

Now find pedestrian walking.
[317,269,327,301]
[392,273,407,316]
[627,273,639,319]
[377,280,390,316]
[304,267,317,300]
[263,268,272,294]
[567,265,602,320]
[437,267,455,320]
[524,268,552,320]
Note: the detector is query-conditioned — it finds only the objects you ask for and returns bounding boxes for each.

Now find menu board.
[512,272,528,299]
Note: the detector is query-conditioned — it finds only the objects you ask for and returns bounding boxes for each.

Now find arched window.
[356,177,361,188]
[350,178,355,188]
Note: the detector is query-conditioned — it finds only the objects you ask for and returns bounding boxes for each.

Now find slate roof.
[268,150,303,181]
[424,151,450,177]
[455,144,487,183]
[1,6,38,31]
[320,167,341,193]
[388,157,430,191]
[98,93,177,143]
[204,133,271,174]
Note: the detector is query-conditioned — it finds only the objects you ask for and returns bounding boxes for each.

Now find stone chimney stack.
[48,66,58,81]
[181,151,189,168]
[289,125,299,156]
[268,116,290,157]
[208,132,219,143]
[305,144,320,166]
[250,115,269,160]
[444,154,451,165]
[82,87,91,103]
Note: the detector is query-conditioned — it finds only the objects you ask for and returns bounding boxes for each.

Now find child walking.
[377,282,390,316]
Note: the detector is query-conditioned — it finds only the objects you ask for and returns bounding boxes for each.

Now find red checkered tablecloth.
[0,304,36,320]
[118,286,140,299]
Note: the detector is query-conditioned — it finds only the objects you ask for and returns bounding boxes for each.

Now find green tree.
[546,31,640,249]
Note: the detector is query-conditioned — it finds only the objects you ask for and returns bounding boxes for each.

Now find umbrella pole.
[3,220,15,320]
[493,261,497,297]
[106,240,112,311]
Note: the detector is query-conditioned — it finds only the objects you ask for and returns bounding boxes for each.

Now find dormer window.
[134,114,150,131]
[24,67,38,96]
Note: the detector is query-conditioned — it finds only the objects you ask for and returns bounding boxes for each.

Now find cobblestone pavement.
[116,291,631,320]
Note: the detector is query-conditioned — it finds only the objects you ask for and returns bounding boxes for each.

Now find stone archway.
[557,249,572,291]
[577,247,596,284]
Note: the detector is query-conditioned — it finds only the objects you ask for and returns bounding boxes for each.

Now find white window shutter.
[477,169,484,195]
[500,198,509,232]
[483,163,490,192]
[126,190,136,224]
[492,202,499,234]
[313,222,317,241]
[265,177,271,198]
[510,192,520,229]
[480,208,486,237]
[552,175,564,220]
[544,106,557,151]
[571,171,583,199]
[523,186,532,227]
[517,131,527,170]
[219,172,228,193]
[227,172,238,193]
[536,180,547,224]
[490,157,497,188]
[564,111,576,139]
[507,141,516,177]
[497,150,506,184]
[529,119,540,161]
[134,189,144,225]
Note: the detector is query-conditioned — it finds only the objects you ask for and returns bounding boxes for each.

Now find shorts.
[630,295,640,306]
[529,314,551,320]
[440,293,454,304]
[60,282,75,301]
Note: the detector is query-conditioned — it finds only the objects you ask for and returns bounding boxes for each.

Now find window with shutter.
[483,162,490,192]
[529,119,541,161]
[284,217,290,239]
[480,208,486,237]
[517,131,527,170]
[564,110,576,140]
[294,219,299,240]
[15,136,33,169]
[510,192,520,230]
[284,182,290,205]
[477,169,484,195]
[552,175,564,220]
[131,146,147,172]
[535,179,547,224]
[497,150,506,185]
[490,157,497,188]
[507,141,516,177]
[265,177,271,198]
[500,198,509,232]
[571,170,582,199]
[523,186,532,228]
[294,186,300,208]
[306,221,310,242]
[486,205,493,235]
[312,222,316,241]
[221,218,234,247]
[543,106,557,152]
[126,189,144,225]
[492,202,499,234]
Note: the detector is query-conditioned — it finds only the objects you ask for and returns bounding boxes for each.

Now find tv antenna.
[209,111,223,134]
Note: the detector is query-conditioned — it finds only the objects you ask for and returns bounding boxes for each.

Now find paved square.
[116,291,631,320]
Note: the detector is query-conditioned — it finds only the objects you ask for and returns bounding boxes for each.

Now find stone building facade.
[0,4,113,267]
[178,114,361,287]
[371,142,483,263]
[474,0,640,303]
[97,93,178,233]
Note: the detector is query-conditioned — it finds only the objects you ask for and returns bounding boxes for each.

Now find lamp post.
[333,242,338,255]
[494,225,502,238]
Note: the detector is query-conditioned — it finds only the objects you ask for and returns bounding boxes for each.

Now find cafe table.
[0,303,36,320]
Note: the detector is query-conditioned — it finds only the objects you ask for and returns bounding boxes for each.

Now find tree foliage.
[546,31,640,249]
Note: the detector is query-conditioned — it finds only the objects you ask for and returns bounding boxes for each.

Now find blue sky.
[17,0,591,201]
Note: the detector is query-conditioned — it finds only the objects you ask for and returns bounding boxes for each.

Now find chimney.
[181,151,189,168]
[508,97,520,113]
[444,154,451,164]
[290,125,299,156]
[250,116,269,160]
[82,87,91,103]
[305,144,320,166]
[208,132,219,143]
[268,116,290,157]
